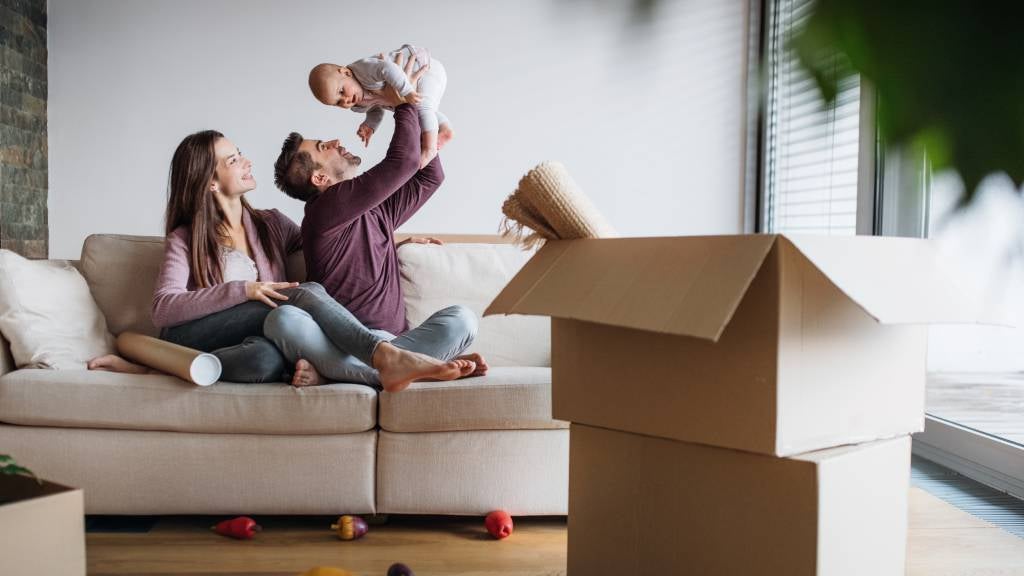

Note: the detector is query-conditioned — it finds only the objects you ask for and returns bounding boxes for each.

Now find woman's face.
[211,137,256,198]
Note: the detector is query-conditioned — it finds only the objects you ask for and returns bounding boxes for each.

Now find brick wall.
[0,0,46,258]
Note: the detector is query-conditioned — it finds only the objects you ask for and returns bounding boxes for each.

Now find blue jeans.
[263,304,478,387]
[160,282,386,384]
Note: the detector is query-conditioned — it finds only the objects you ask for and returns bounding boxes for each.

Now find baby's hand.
[357,124,374,147]
[404,90,422,105]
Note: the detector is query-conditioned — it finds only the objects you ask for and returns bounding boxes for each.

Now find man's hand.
[245,281,299,307]
[404,90,423,105]
[357,124,375,147]
[380,49,430,107]
[397,237,444,247]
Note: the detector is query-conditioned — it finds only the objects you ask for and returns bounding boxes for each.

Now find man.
[273,66,486,390]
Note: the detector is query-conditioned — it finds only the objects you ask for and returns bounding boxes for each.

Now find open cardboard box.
[0,474,86,576]
[569,424,910,576]
[487,235,977,456]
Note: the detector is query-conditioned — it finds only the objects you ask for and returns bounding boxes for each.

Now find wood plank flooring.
[927,372,1024,444]
[86,488,1024,576]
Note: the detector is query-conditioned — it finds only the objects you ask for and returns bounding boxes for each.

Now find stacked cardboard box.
[487,234,974,575]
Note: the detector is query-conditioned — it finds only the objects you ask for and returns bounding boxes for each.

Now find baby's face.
[322,68,364,109]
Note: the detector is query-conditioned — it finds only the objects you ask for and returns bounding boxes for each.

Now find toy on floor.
[484,510,514,540]
[386,563,415,576]
[298,568,356,576]
[211,516,261,539]
[331,514,368,541]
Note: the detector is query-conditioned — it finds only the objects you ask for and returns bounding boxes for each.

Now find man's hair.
[274,132,320,202]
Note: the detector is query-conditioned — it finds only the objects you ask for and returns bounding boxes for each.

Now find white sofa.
[0,234,568,515]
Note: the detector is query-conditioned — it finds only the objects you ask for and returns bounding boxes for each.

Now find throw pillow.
[0,250,116,369]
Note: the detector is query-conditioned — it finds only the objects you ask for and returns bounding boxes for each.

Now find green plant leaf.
[792,0,1024,205]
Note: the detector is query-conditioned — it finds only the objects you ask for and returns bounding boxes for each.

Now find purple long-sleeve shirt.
[302,103,445,335]
[151,208,302,329]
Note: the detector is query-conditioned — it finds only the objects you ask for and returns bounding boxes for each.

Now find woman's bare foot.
[456,352,488,377]
[291,359,325,387]
[87,354,150,374]
[373,343,471,393]
[438,124,454,150]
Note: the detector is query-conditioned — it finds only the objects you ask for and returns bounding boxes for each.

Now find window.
[761,0,864,235]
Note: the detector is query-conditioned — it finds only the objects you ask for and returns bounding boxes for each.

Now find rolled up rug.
[500,161,616,247]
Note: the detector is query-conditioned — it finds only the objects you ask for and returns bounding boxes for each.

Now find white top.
[221,246,258,282]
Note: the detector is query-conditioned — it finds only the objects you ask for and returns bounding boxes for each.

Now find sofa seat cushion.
[379,366,567,432]
[0,369,377,434]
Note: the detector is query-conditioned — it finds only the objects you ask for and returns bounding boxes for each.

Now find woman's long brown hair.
[166,130,280,288]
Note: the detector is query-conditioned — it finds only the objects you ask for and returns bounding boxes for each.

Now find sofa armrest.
[0,331,14,377]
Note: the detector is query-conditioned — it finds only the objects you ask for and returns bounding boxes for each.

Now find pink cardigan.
[151,209,302,329]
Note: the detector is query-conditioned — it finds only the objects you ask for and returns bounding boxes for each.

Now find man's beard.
[332,157,360,179]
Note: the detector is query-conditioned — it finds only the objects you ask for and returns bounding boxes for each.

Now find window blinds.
[763,0,861,235]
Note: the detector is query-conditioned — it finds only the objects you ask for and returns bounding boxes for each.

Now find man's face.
[300,138,362,189]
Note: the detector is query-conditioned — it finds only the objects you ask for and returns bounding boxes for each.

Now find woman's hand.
[245,281,299,307]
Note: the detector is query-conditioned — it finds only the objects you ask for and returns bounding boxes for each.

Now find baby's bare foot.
[87,354,149,374]
[438,124,454,150]
[456,352,488,377]
[291,359,324,387]
[375,344,466,393]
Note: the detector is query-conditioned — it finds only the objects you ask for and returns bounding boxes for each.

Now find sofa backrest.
[398,241,550,367]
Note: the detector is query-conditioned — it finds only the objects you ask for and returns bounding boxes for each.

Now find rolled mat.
[116,332,221,386]
[500,161,616,247]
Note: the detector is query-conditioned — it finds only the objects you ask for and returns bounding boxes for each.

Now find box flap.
[782,235,981,324]
[485,236,778,341]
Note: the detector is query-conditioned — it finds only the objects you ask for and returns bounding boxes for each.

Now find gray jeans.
[160,282,477,386]
[263,303,478,387]
[161,282,385,384]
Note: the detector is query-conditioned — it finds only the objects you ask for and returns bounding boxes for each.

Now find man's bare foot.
[456,352,488,377]
[438,124,454,150]
[291,359,325,387]
[373,343,471,393]
[87,354,150,374]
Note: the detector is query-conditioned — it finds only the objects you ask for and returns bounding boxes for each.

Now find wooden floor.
[927,372,1024,444]
[86,488,1024,576]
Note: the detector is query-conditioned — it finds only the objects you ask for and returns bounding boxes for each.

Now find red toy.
[331,515,368,541]
[484,510,513,540]
[211,516,261,539]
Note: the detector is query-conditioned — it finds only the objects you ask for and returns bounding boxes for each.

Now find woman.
[89,128,476,391]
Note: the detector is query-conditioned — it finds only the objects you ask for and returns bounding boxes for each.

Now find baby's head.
[308,63,364,109]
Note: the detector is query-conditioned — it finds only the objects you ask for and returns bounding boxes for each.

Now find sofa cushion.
[0,369,377,434]
[81,234,165,337]
[398,243,551,367]
[0,250,116,369]
[378,366,566,432]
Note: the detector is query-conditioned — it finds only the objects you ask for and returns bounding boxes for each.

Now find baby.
[309,44,452,169]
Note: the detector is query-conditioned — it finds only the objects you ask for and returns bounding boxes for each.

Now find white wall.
[927,172,1024,372]
[47,0,749,258]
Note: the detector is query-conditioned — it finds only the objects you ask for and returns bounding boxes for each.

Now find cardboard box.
[568,424,910,576]
[0,475,86,576]
[487,235,974,456]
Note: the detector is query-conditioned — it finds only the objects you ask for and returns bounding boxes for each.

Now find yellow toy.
[298,568,356,576]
